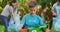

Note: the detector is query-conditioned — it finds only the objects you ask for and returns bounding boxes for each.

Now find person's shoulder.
[53,2,57,6]
[36,15,43,20]
[5,4,10,7]
[4,4,9,8]
[35,14,41,18]
[5,4,12,9]
[6,4,13,8]
[23,13,30,18]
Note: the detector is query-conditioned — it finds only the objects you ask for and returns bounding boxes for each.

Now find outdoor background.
[0,0,57,32]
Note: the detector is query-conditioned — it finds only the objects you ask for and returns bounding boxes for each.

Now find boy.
[19,1,49,32]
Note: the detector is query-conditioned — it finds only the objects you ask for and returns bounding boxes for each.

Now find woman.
[0,0,16,32]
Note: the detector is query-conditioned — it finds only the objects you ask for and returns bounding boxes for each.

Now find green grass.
[51,26,55,32]
[0,25,55,32]
[0,25,14,32]
[0,25,56,32]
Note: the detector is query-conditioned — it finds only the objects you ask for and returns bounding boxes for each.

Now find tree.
[37,0,57,21]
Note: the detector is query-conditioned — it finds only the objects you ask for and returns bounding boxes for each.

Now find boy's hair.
[28,1,37,8]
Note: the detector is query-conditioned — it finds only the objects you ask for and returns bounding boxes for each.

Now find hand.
[14,20,16,24]
[14,21,15,24]
[18,24,23,30]
[53,13,57,17]
[44,28,50,32]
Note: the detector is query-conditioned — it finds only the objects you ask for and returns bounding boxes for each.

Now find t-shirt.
[21,13,44,26]
[1,4,14,17]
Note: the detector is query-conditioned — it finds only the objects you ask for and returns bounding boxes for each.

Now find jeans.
[0,15,8,32]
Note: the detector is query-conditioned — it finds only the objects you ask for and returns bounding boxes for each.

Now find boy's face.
[29,7,37,15]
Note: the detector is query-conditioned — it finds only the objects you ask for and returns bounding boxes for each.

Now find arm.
[10,7,16,24]
[38,16,46,28]
[51,10,57,17]
[39,17,50,32]
[19,16,26,30]
[11,12,15,24]
[51,5,57,17]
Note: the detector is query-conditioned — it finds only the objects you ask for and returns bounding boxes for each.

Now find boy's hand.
[44,28,50,32]
[18,24,23,30]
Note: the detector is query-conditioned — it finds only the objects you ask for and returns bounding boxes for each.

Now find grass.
[0,25,56,32]
[0,25,14,32]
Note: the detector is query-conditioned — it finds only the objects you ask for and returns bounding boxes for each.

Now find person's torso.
[56,6,60,16]
[53,3,60,25]
[1,4,15,17]
[54,3,60,16]
[25,14,40,26]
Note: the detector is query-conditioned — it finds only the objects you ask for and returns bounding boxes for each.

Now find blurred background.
[0,0,57,32]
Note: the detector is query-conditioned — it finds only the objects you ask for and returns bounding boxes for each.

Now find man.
[50,0,60,31]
